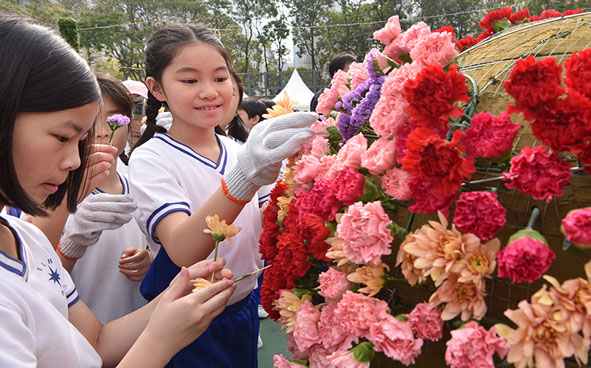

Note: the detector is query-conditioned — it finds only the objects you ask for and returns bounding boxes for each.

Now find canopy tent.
[272,69,315,111]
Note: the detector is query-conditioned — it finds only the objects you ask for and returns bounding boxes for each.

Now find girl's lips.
[43,183,59,194]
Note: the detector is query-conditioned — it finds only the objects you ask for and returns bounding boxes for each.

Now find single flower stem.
[108,130,115,146]
[234,264,272,283]
[211,239,220,283]
[527,206,540,229]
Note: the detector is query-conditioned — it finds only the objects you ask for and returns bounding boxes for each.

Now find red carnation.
[404,64,469,133]
[504,55,564,110]
[261,267,284,320]
[456,36,478,52]
[529,15,540,22]
[476,28,493,42]
[565,48,591,100]
[294,179,340,222]
[259,204,280,260]
[461,111,521,158]
[334,167,365,206]
[434,25,456,38]
[540,9,562,19]
[530,92,591,153]
[299,213,331,262]
[453,191,506,242]
[579,145,591,175]
[502,146,572,203]
[276,230,310,288]
[510,9,530,24]
[564,9,584,16]
[479,7,513,30]
[497,233,555,284]
[408,176,456,216]
[402,128,475,196]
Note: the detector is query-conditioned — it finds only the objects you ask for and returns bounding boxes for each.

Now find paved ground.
[257,317,291,367]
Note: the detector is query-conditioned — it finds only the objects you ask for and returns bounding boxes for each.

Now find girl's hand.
[138,259,235,360]
[119,247,153,281]
[79,144,118,202]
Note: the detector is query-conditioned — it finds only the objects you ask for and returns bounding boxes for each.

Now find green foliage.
[58,17,79,50]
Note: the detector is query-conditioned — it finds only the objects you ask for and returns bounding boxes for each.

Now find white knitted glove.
[59,193,137,259]
[223,112,317,201]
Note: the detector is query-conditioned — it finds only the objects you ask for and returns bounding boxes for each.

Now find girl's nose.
[198,81,218,100]
[60,142,81,172]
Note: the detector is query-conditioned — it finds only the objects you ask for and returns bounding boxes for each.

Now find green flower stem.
[234,264,272,283]
[211,239,220,283]
[527,206,540,229]
[108,130,115,145]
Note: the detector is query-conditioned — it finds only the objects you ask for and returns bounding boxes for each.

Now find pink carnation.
[369,93,409,139]
[370,48,391,74]
[319,154,340,181]
[334,167,365,206]
[327,350,369,368]
[293,301,321,352]
[334,291,391,338]
[453,191,506,242]
[318,268,352,302]
[368,314,423,365]
[407,303,443,341]
[381,63,422,97]
[294,154,321,188]
[295,179,340,221]
[336,133,368,170]
[318,302,356,352]
[562,207,591,246]
[337,201,393,265]
[286,332,309,361]
[308,346,332,368]
[273,354,305,368]
[408,176,456,216]
[316,70,350,115]
[361,137,396,175]
[496,236,556,283]
[503,146,572,203]
[383,22,431,58]
[373,15,401,45]
[299,135,329,160]
[395,123,414,165]
[347,61,370,91]
[461,112,521,158]
[445,321,509,368]
[410,31,458,67]
[381,167,413,201]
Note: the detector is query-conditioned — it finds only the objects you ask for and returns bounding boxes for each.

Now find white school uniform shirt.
[0,214,101,367]
[70,172,147,324]
[129,132,263,305]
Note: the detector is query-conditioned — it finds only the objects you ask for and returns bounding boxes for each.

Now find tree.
[263,16,290,71]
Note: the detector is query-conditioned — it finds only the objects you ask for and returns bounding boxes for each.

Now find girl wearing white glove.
[129,23,316,368]
[58,75,153,324]
[0,15,235,368]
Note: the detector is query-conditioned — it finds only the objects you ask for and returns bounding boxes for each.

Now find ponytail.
[131,92,166,154]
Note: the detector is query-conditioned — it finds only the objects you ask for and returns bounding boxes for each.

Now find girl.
[237,97,269,131]
[129,23,317,367]
[0,14,235,367]
[219,69,249,143]
[58,75,152,324]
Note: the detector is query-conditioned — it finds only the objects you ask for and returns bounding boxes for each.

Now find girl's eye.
[56,135,69,143]
[182,79,197,84]
[215,77,228,83]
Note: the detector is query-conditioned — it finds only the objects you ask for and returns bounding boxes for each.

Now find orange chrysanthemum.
[273,290,312,333]
[429,273,487,321]
[263,91,294,119]
[396,231,427,286]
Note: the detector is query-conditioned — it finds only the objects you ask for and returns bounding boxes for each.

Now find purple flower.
[106,114,130,145]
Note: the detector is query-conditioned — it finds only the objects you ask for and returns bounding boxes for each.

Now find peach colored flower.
[396,231,428,286]
[318,267,352,302]
[346,262,389,297]
[318,302,356,353]
[264,91,294,119]
[368,314,423,365]
[273,290,313,333]
[336,133,368,170]
[325,215,353,268]
[450,237,500,289]
[445,321,508,368]
[381,167,413,201]
[293,300,321,352]
[403,211,479,286]
[203,214,242,243]
[496,287,590,368]
[407,303,443,341]
[337,201,393,265]
[429,273,488,321]
[373,15,401,45]
[360,137,396,175]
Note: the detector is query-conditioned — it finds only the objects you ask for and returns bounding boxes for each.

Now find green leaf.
[508,228,548,245]
[398,53,412,64]
[492,18,512,33]
[351,342,375,363]
[358,176,381,203]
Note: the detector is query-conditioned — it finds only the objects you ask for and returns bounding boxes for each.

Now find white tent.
[273,69,315,111]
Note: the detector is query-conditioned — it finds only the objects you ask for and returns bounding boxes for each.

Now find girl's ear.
[253,115,260,125]
[146,77,166,102]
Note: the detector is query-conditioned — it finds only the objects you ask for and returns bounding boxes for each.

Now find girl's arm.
[68,259,235,368]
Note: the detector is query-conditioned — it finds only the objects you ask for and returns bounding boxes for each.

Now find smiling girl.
[0,14,235,367]
[129,23,317,367]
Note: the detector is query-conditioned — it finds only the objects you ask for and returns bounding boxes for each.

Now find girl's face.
[150,43,233,131]
[94,94,128,156]
[12,102,99,204]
